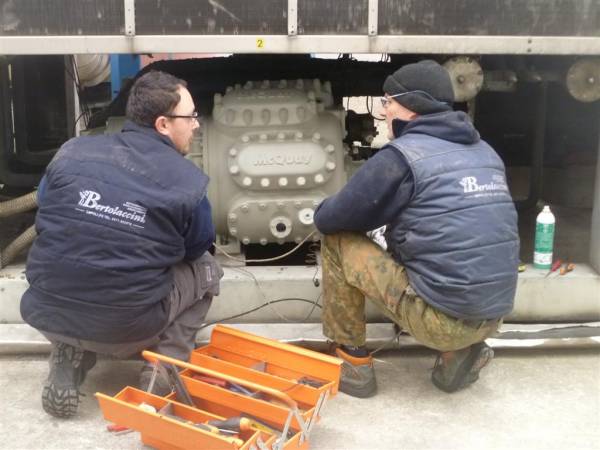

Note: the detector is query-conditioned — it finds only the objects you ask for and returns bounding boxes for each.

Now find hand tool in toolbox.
[208,415,294,440]
[544,259,562,277]
[560,262,575,275]
[96,325,343,450]
[142,350,305,449]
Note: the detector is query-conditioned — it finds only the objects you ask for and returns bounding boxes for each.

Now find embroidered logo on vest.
[77,190,147,228]
[459,175,508,196]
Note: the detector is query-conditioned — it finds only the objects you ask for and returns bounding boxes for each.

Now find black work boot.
[334,347,377,398]
[431,342,494,393]
[42,342,97,418]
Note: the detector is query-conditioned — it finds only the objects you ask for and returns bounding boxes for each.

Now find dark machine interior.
[1,54,598,264]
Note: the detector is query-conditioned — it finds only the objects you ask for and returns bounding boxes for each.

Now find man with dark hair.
[314,60,519,397]
[21,71,222,418]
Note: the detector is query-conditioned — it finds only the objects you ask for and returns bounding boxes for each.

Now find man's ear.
[154,116,170,136]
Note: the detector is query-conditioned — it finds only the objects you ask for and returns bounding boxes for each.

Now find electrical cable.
[305,241,321,287]
[209,233,323,328]
[370,328,403,357]
[226,265,321,323]
[214,230,318,263]
[72,110,88,136]
[197,297,322,332]
[66,56,92,130]
[366,96,385,121]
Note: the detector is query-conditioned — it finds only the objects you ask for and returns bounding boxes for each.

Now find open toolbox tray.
[97,325,342,450]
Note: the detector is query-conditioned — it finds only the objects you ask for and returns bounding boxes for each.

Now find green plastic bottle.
[533,205,555,269]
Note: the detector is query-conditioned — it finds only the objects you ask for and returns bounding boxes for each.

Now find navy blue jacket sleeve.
[314,146,414,234]
[183,196,215,261]
[37,175,48,206]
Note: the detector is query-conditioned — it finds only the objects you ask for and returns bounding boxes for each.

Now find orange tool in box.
[96,325,343,450]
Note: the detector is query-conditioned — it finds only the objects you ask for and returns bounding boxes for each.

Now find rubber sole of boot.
[42,384,80,418]
[464,345,494,385]
[42,343,86,418]
[339,376,378,398]
[431,342,494,393]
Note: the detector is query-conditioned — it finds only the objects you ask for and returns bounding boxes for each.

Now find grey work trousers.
[42,252,224,361]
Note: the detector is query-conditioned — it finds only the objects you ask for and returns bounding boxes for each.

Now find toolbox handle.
[142,350,299,410]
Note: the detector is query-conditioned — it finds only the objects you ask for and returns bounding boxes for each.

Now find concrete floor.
[1,348,599,450]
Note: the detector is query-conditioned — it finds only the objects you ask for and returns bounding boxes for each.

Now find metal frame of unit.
[0,0,599,55]
[2,35,600,55]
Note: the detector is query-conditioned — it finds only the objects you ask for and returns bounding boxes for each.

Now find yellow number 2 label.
[256,38,264,49]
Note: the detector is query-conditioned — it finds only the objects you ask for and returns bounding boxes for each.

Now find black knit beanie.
[383,60,454,115]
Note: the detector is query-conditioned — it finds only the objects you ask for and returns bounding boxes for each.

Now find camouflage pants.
[321,232,500,352]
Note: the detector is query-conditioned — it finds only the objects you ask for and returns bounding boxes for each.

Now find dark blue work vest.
[387,133,519,320]
[21,122,209,343]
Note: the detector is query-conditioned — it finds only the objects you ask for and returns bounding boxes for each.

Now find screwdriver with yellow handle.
[207,416,293,439]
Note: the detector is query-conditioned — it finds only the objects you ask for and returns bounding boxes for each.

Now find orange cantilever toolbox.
[96,325,343,450]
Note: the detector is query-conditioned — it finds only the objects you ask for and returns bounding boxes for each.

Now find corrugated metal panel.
[135,0,287,35]
[378,0,600,37]
[298,0,368,35]
[0,0,123,36]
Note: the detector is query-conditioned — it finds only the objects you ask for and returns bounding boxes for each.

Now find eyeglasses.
[165,111,199,120]
[380,90,447,108]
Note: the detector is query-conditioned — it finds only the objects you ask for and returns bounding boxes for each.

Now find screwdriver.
[207,416,293,439]
[544,259,562,278]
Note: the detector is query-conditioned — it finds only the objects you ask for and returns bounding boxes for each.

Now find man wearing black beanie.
[314,60,519,397]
